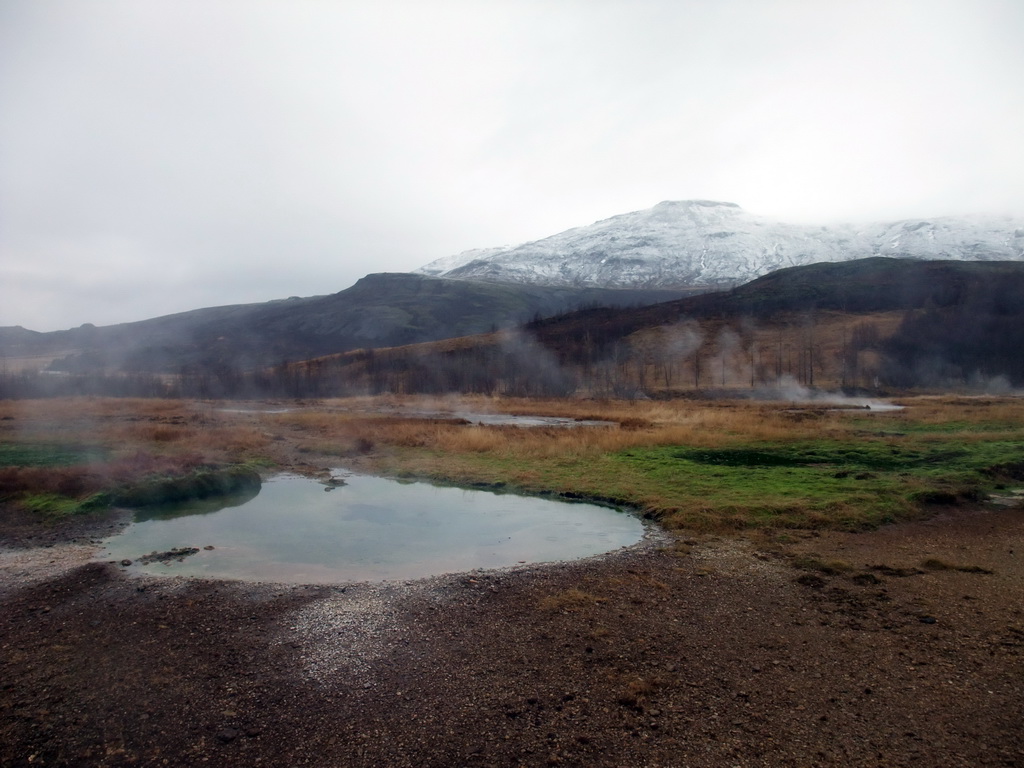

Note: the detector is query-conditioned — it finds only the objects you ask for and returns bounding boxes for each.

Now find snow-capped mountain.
[417,200,1024,288]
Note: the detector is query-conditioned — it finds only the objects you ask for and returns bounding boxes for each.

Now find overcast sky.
[3,0,1023,331]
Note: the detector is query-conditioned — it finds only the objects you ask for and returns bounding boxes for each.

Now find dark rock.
[852,572,882,586]
[138,547,200,565]
[795,574,827,589]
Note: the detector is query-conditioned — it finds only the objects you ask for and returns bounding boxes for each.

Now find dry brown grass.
[0,398,272,478]
[220,395,876,482]
[0,451,210,501]
[7,394,1024,530]
[10,392,1018,470]
[894,396,1024,429]
[537,588,606,612]
[615,675,664,709]
[329,397,849,461]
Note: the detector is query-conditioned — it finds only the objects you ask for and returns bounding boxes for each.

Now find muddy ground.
[1,498,1022,767]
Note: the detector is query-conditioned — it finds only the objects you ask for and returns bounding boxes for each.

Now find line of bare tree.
[4,301,1022,400]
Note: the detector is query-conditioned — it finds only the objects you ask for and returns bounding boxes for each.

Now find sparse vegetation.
[2,394,1022,533]
[0,442,108,467]
[537,588,606,612]
[791,556,854,575]
[0,398,272,521]
[110,466,262,508]
[294,395,1022,532]
[19,491,106,520]
[616,676,661,710]
[920,558,995,574]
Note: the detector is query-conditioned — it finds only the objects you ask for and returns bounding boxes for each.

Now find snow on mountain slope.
[416,246,512,276]
[416,200,1024,288]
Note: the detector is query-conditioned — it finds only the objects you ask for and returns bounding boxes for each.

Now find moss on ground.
[611,435,1021,530]
[16,491,110,521]
[110,466,263,508]
[366,423,1023,533]
[0,443,108,468]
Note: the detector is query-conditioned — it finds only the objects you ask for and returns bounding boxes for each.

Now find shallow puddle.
[388,409,616,427]
[98,474,644,583]
[449,411,617,427]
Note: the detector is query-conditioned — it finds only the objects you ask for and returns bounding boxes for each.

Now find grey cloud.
[2,0,1023,330]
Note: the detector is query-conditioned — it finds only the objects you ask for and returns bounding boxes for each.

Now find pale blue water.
[99,474,645,583]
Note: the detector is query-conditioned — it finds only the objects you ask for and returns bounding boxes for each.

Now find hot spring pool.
[98,473,645,584]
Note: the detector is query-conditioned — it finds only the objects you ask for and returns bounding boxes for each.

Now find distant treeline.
[880,304,1024,388]
[4,302,1022,399]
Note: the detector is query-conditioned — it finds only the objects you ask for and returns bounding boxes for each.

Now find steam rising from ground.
[753,375,901,410]
[3,303,1024,398]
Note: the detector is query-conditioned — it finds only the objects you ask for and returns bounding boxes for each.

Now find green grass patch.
[366,433,1022,532]
[0,442,108,468]
[612,435,1024,531]
[612,445,913,530]
[359,416,1024,534]
[20,492,108,520]
[111,466,262,508]
[672,442,971,472]
[863,419,1024,435]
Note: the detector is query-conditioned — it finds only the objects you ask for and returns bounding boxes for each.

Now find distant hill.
[6,258,1023,398]
[0,273,692,374]
[418,200,1024,290]
[290,258,1024,397]
[526,256,1024,341]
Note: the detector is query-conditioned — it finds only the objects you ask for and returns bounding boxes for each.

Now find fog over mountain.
[418,200,1024,289]
[5,3,1024,331]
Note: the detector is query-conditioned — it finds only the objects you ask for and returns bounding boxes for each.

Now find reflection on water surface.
[99,474,644,584]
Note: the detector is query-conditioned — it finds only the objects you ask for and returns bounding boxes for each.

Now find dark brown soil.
[1,501,1022,767]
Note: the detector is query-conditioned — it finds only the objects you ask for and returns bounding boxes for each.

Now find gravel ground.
[1,501,1022,767]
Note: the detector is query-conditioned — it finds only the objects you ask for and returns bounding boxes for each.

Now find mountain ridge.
[417,200,1024,288]
[293,258,1024,397]
[0,273,692,373]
